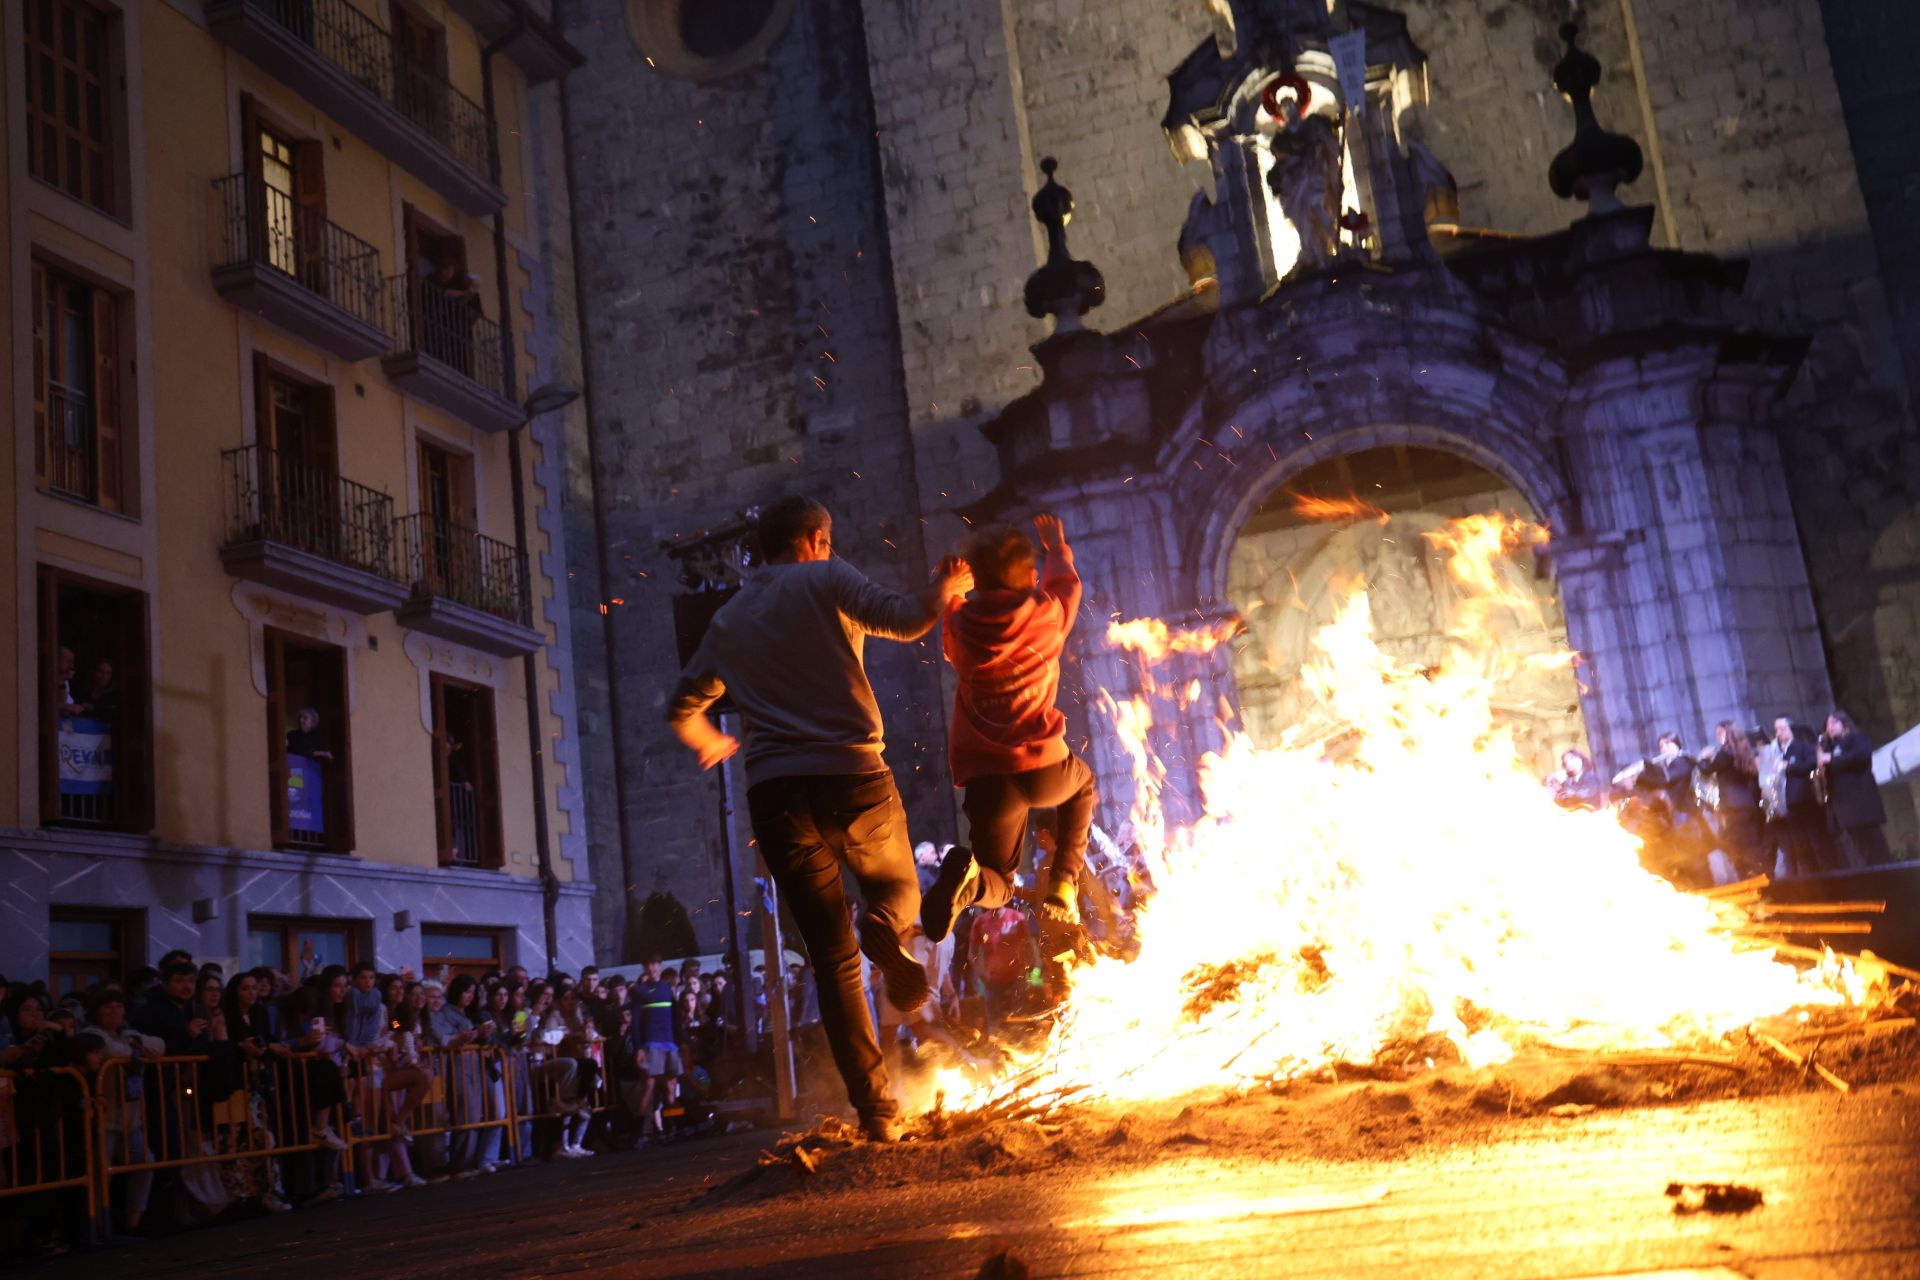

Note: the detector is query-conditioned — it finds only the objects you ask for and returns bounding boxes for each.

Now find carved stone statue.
[1266,98,1344,278]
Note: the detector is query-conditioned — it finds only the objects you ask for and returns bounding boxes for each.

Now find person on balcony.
[420,254,481,378]
[285,707,334,763]
[69,657,120,723]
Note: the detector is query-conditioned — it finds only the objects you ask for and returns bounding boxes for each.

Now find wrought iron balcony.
[381,274,522,433]
[211,172,390,360]
[394,513,542,655]
[205,0,506,217]
[220,444,410,614]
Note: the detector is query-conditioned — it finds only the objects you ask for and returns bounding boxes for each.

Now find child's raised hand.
[1033,513,1064,550]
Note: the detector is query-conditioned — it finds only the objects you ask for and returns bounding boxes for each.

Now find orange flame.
[1290,493,1389,523]
[933,512,1862,1112]
[1106,616,1244,662]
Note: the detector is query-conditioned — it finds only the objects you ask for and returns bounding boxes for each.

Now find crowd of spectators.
[0,948,757,1263]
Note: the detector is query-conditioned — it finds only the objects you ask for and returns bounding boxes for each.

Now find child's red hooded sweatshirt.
[943,543,1082,786]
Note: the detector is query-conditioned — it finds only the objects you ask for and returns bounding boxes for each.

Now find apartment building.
[2,0,594,988]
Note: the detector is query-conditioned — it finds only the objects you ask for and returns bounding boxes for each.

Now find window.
[239,98,328,294]
[416,435,475,591]
[30,259,125,510]
[389,4,448,138]
[49,907,140,997]
[420,926,505,984]
[251,355,346,550]
[430,674,501,868]
[401,206,482,375]
[247,915,363,977]
[22,0,118,213]
[39,565,151,831]
[266,628,354,853]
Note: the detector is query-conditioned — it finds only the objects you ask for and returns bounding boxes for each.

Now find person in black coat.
[1820,710,1891,867]
[1545,749,1605,811]
[1698,722,1769,880]
[1769,716,1837,876]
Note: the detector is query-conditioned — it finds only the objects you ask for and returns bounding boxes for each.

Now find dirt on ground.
[700,994,1920,1210]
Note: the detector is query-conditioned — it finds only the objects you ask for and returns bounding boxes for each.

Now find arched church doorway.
[1226,445,1588,780]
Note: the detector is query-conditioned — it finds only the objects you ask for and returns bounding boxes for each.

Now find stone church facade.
[554,0,1920,957]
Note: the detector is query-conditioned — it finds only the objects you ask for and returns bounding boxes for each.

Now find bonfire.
[927,513,1906,1125]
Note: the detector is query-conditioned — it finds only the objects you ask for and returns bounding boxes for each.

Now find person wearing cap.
[86,986,164,1232]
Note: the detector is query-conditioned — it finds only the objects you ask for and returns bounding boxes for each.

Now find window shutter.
[38,569,60,824]
[239,95,263,263]
[267,631,290,848]
[118,590,154,832]
[32,262,48,489]
[475,690,503,868]
[293,140,327,296]
[431,675,454,865]
[92,287,123,511]
[329,647,355,854]
[252,353,277,535]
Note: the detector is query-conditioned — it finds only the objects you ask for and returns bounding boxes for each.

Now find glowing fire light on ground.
[933,513,1863,1113]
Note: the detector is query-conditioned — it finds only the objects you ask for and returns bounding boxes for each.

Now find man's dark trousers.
[746,770,920,1121]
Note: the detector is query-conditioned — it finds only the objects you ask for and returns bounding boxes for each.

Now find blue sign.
[58,717,114,796]
[287,754,325,832]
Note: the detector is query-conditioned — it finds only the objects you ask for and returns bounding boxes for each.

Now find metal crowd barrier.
[514,1043,610,1122]
[93,1052,344,1191]
[343,1044,519,1160]
[0,1067,98,1217]
[7,1041,640,1231]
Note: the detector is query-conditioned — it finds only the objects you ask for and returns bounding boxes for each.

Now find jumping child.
[923,514,1097,942]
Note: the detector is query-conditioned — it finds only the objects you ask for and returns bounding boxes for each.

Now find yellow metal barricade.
[345,1045,515,1160]
[93,1052,347,1194]
[0,1066,98,1218]
[515,1044,610,1120]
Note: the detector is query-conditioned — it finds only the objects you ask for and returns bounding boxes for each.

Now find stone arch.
[1185,415,1573,615]
[1221,447,1588,778]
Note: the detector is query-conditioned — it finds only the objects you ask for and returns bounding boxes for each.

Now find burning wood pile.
[916,514,1914,1128]
[725,512,1918,1203]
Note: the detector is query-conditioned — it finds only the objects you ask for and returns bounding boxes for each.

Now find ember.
[935,513,1870,1116]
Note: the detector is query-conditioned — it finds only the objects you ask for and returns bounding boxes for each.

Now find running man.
[667,495,971,1140]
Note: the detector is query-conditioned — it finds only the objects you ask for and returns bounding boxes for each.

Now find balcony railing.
[448,778,483,868]
[387,274,511,402]
[223,444,399,581]
[396,514,530,624]
[232,0,495,183]
[44,387,97,504]
[213,172,387,336]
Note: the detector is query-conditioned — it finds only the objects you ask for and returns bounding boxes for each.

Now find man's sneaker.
[859,916,931,1014]
[859,1114,905,1143]
[921,844,980,944]
[361,1178,397,1194]
[477,1162,500,1175]
[400,1174,428,1188]
[1041,878,1080,925]
[262,1196,293,1213]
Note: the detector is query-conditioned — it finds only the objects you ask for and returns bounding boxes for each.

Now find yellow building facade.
[3,0,594,988]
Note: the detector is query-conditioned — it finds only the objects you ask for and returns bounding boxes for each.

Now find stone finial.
[1547,22,1643,214]
[1023,158,1106,331]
